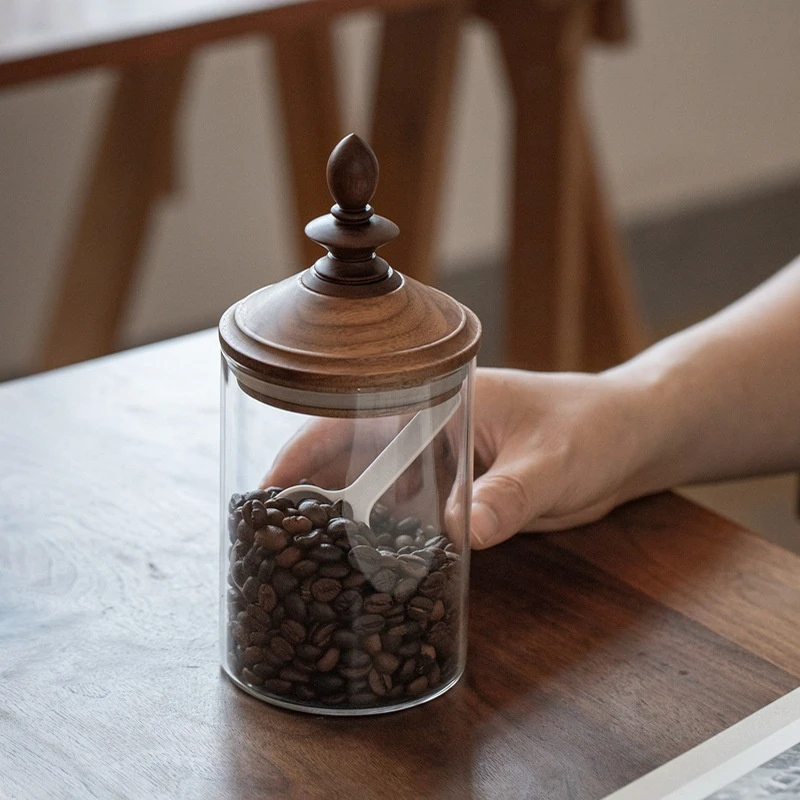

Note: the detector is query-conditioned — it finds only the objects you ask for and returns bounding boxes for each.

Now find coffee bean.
[342,571,368,589]
[279,666,311,684]
[258,558,275,583]
[249,630,270,647]
[426,547,448,571]
[259,649,285,670]
[252,662,278,679]
[271,605,286,629]
[318,562,350,579]
[255,525,290,552]
[327,517,358,539]
[275,545,303,568]
[393,577,418,603]
[407,676,429,696]
[370,568,397,594]
[310,544,343,563]
[228,510,243,543]
[236,520,255,547]
[374,533,393,548]
[429,663,441,687]
[315,647,341,672]
[243,646,263,667]
[407,596,434,622]
[403,620,425,640]
[331,588,363,620]
[229,493,246,513]
[397,658,416,683]
[397,554,428,581]
[242,667,265,686]
[272,569,299,597]
[322,693,347,706]
[280,619,306,645]
[332,629,359,649]
[231,560,246,588]
[352,614,386,636]
[257,583,277,612]
[363,593,393,615]
[312,673,345,696]
[374,651,400,674]
[362,633,382,655]
[427,622,450,650]
[310,622,337,648]
[264,507,285,526]
[348,545,382,574]
[295,643,323,663]
[311,578,342,603]
[394,535,416,549]
[430,599,445,622]
[270,636,294,662]
[242,576,260,603]
[298,500,328,528]
[264,679,293,695]
[291,559,318,579]
[397,640,421,658]
[246,603,272,627]
[231,622,249,649]
[299,577,314,603]
[368,668,392,697]
[418,571,445,599]
[283,592,307,622]
[309,601,337,623]
[338,650,372,680]
[243,545,268,577]
[295,685,317,702]
[282,515,313,535]
[380,632,402,653]
[397,517,421,536]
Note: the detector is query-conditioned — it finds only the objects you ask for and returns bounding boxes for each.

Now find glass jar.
[218,135,481,715]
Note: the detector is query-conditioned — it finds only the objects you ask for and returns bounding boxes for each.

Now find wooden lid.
[219,134,481,409]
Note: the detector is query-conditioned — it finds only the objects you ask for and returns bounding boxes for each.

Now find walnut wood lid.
[219,134,481,412]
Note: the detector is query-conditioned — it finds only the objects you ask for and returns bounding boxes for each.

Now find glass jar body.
[219,358,475,715]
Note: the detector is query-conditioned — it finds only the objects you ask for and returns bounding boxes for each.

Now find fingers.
[470,460,538,549]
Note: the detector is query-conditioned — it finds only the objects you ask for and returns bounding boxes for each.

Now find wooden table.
[2,0,644,376]
[3,330,797,799]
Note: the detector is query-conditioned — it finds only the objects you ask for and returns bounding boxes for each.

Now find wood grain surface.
[1,330,799,799]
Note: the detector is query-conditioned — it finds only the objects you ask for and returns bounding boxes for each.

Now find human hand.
[470,367,651,548]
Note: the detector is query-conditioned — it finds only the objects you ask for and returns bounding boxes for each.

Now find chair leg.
[477,0,592,371]
[369,2,465,286]
[272,21,343,269]
[37,56,190,372]
[580,112,649,371]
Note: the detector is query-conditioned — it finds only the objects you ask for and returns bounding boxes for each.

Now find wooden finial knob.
[326,134,379,218]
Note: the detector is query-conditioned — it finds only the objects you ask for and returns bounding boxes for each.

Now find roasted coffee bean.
[426,547,448,571]
[298,577,314,604]
[229,493,246,513]
[272,569,299,597]
[271,604,286,629]
[374,533,393,548]
[418,571,446,599]
[252,662,278,679]
[242,576,260,603]
[243,646,263,667]
[241,500,258,527]
[397,658,417,683]
[374,651,400,674]
[298,500,328,528]
[294,643,323,663]
[311,578,342,603]
[407,676,429,696]
[428,663,441,687]
[258,558,275,583]
[310,622,337,648]
[283,592,307,622]
[246,603,272,627]
[397,640,421,658]
[322,693,347,706]
[379,632,405,657]
[403,620,425,640]
[315,647,341,672]
[426,622,450,650]
[362,633,382,655]
[282,515,313,535]
[396,545,417,555]
[242,667,264,686]
[279,666,311,684]
[310,544,343,563]
[280,619,307,646]
[236,520,255,546]
[387,685,405,701]
[370,568,397,594]
[368,668,392,697]
[264,679,293,695]
[309,601,337,623]
[269,636,294,662]
[228,510,243,543]
[332,629,359,649]
[332,588,362,619]
[393,577,418,603]
[430,599,445,622]
[291,559,318,579]
[255,525,289,552]
[231,622,249,649]
[249,630,270,647]
[342,571,368,589]
[231,560,246,588]
[312,673,345,696]
[338,649,372,680]
[363,592,393,615]
[264,507,285,526]
[426,534,448,549]
[318,562,350,579]
[243,546,269,577]
[259,648,285,670]
[346,679,369,696]
[327,517,359,539]
[275,545,303,568]
[396,517,421,536]
[407,596,434,622]
[349,691,377,707]
[255,583,276,612]
[394,535,416,549]
[397,554,428,581]
[295,685,317,702]
[293,529,325,549]
[348,545,382,574]
[351,614,386,636]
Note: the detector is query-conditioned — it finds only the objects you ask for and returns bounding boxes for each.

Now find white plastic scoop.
[274,393,461,523]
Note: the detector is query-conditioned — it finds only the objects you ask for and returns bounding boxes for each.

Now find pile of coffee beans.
[225,487,463,710]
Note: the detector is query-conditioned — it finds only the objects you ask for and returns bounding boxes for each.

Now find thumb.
[470,463,536,549]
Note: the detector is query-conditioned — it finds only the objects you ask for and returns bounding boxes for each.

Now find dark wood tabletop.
[1,330,798,799]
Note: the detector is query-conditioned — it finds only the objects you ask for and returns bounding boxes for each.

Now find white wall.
[2,0,800,377]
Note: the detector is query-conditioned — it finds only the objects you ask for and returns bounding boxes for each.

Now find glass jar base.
[222,663,464,716]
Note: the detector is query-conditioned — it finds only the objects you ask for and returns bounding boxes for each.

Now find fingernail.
[470,502,499,549]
